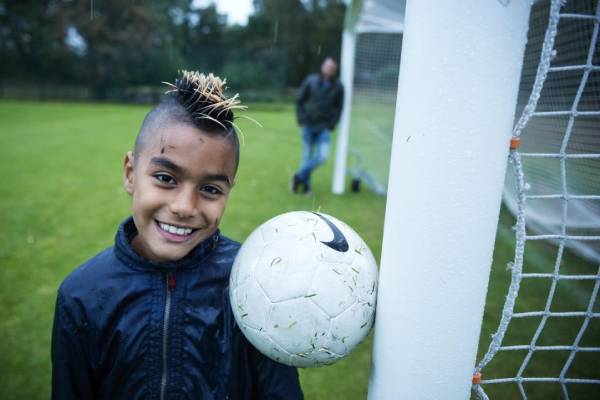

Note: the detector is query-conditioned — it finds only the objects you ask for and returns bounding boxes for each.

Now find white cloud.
[65,26,87,56]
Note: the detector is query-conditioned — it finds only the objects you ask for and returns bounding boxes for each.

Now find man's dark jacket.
[296,73,344,131]
[52,217,303,400]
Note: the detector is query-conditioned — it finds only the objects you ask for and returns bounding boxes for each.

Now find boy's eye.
[154,174,176,185]
[202,185,223,196]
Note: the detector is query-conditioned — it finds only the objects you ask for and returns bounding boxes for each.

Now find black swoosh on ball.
[312,212,349,252]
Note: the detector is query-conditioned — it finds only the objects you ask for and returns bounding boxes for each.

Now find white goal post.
[368,1,533,399]
[332,12,356,195]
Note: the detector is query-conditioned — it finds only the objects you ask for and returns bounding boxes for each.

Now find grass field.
[0,100,598,399]
[347,99,395,193]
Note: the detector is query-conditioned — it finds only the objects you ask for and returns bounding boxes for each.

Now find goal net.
[344,0,405,194]
[473,0,600,398]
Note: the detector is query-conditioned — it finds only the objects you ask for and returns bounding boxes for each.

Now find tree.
[0,0,347,98]
[247,0,345,86]
[0,0,75,82]
[63,0,185,98]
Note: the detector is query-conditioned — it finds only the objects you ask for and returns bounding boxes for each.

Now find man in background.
[291,57,344,195]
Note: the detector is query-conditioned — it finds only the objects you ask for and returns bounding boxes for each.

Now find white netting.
[347,31,402,195]
[474,0,600,398]
[354,0,405,34]
[345,0,404,195]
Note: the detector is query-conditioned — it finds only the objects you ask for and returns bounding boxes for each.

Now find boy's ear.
[123,151,135,195]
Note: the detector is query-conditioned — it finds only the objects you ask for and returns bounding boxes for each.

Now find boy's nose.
[169,188,198,218]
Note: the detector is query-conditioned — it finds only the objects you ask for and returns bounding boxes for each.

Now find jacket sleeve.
[328,84,344,130]
[295,76,311,126]
[51,290,96,400]
[249,346,304,400]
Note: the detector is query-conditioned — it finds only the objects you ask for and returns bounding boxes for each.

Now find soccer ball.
[229,211,378,368]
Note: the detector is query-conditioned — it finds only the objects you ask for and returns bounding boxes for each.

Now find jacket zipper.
[160,271,176,400]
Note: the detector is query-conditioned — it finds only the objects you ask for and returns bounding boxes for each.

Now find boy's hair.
[134,71,244,173]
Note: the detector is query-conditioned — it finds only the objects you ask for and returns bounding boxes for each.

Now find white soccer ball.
[229,211,378,368]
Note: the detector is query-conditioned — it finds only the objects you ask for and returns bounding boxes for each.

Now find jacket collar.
[318,73,338,84]
[114,216,219,272]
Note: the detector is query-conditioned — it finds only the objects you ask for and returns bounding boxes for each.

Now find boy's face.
[124,123,236,262]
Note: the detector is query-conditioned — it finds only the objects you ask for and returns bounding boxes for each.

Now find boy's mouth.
[155,219,200,242]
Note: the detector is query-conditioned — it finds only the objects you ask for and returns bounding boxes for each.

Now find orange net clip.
[510,137,521,150]
[472,372,482,385]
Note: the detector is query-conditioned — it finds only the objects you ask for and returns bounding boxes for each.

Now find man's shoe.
[303,182,312,196]
[291,174,302,194]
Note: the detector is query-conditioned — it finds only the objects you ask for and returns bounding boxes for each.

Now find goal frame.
[367,1,533,398]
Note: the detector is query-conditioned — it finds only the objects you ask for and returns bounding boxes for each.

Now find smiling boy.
[51,71,303,399]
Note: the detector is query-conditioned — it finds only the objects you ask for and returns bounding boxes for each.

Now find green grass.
[0,100,598,399]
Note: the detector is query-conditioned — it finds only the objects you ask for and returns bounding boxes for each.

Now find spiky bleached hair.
[163,70,246,133]
[134,70,245,172]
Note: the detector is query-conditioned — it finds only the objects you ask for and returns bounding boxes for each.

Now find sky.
[194,0,254,26]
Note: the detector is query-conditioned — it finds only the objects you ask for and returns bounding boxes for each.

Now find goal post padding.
[368,1,533,398]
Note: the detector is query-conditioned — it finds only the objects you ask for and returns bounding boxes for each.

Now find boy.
[51,71,304,399]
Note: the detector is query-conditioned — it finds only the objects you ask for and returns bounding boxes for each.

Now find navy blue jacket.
[295,73,344,132]
[51,217,303,400]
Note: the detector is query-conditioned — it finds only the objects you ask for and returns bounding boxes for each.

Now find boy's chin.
[153,242,197,262]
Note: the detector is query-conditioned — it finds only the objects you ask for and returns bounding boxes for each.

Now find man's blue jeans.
[297,126,331,187]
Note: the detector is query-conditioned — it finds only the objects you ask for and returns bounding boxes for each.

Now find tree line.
[0,0,345,99]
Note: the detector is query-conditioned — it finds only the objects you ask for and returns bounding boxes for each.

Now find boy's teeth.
[159,222,193,236]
